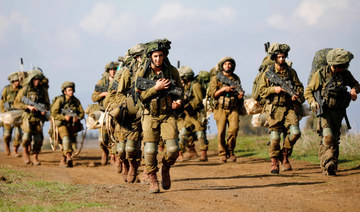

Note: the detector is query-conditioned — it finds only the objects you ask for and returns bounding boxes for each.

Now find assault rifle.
[216,72,244,94]
[264,42,270,53]
[61,108,79,119]
[313,90,324,116]
[265,68,302,103]
[3,102,12,112]
[94,84,108,93]
[21,96,50,120]
[133,77,182,104]
[109,80,119,92]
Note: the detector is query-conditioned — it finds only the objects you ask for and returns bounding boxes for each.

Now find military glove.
[310,101,319,112]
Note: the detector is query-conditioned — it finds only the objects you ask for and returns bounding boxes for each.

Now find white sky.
[1,0,360,132]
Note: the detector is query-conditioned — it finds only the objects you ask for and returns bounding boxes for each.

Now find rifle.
[21,96,50,120]
[216,72,244,94]
[3,102,12,112]
[61,108,79,119]
[313,90,324,117]
[265,68,302,103]
[94,84,108,93]
[264,42,270,53]
[133,77,182,104]
[109,80,119,92]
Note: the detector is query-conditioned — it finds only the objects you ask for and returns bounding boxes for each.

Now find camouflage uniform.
[14,70,50,165]
[258,43,304,174]
[208,57,244,163]
[51,81,84,167]
[0,73,22,156]
[305,48,360,175]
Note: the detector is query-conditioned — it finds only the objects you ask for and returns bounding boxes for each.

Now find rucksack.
[252,55,273,103]
[308,48,332,85]
[196,70,211,97]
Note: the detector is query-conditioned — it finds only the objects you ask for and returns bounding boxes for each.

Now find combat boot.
[12,146,21,157]
[59,155,67,167]
[141,170,150,185]
[66,153,73,168]
[177,152,185,162]
[23,147,32,165]
[228,152,237,163]
[148,172,160,194]
[270,157,279,174]
[101,149,109,165]
[109,153,116,166]
[281,148,292,171]
[115,156,122,173]
[33,153,41,166]
[324,161,337,176]
[127,159,138,183]
[4,141,10,156]
[197,150,208,162]
[219,155,227,163]
[183,146,198,161]
[161,164,171,190]
[122,160,129,182]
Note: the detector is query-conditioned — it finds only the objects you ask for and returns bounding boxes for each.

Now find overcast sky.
[1,0,360,132]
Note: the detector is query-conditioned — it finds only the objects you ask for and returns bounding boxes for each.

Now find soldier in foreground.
[208,57,244,163]
[51,81,84,167]
[0,73,23,156]
[305,48,360,175]
[177,66,208,162]
[14,69,50,165]
[258,43,304,174]
[135,39,183,193]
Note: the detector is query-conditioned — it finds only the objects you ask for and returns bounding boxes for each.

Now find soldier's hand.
[73,117,79,123]
[222,86,235,93]
[238,92,244,99]
[40,111,46,116]
[350,88,357,101]
[99,92,108,97]
[310,101,319,112]
[274,86,285,94]
[155,78,170,91]
[291,95,299,101]
[65,115,72,121]
[27,105,38,112]
[172,99,181,109]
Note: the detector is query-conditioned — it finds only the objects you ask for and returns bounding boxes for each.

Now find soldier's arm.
[345,70,360,94]
[51,98,66,121]
[0,87,7,113]
[13,88,28,110]
[91,79,105,103]
[189,82,203,110]
[44,88,50,111]
[77,101,85,120]
[304,70,321,104]
[208,76,219,99]
[116,69,131,104]
[259,70,276,99]
[171,67,184,101]
[291,69,305,103]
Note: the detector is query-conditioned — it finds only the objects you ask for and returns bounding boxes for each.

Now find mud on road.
[1,147,360,211]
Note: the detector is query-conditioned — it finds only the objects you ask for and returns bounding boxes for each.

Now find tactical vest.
[2,85,21,109]
[266,65,295,106]
[24,85,48,121]
[215,75,242,110]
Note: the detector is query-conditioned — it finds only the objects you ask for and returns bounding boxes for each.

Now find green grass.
[209,131,360,169]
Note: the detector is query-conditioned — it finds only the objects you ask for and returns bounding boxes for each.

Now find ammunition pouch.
[322,86,351,109]
[148,96,172,116]
[218,96,237,110]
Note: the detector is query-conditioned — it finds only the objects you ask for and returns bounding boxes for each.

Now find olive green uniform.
[305,65,360,172]
[0,84,22,149]
[51,95,84,156]
[208,72,243,157]
[259,64,304,158]
[136,62,183,174]
[14,84,50,154]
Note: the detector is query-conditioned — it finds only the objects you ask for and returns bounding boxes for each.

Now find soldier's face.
[13,80,20,87]
[151,51,164,68]
[109,69,116,77]
[33,79,40,87]
[64,87,74,97]
[331,65,346,73]
[223,61,233,72]
[276,54,286,66]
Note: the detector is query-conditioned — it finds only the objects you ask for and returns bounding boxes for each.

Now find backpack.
[196,71,211,97]
[252,55,273,103]
[50,95,65,112]
[308,48,332,85]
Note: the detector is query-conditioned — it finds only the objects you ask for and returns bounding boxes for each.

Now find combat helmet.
[25,68,44,85]
[217,57,236,73]
[178,66,195,80]
[61,81,75,93]
[8,72,19,82]
[268,43,290,60]
[145,38,171,57]
[105,61,119,72]
[327,48,354,66]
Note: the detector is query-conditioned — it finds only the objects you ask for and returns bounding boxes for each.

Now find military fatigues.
[208,73,242,158]
[51,95,84,156]
[178,81,208,152]
[0,84,22,151]
[305,65,360,173]
[137,62,183,174]
[14,84,50,154]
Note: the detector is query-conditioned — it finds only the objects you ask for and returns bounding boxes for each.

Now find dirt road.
[1,146,360,211]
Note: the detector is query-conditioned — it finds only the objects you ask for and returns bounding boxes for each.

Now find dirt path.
[1,147,360,211]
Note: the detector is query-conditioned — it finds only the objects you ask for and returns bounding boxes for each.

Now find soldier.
[14,69,50,165]
[258,43,304,174]
[92,62,118,165]
[0,72,23,156]
[135,39,183,193]
[51,81,84,167]
[305,48,359,175]
[177,66,208,162]
[208,57,244,163]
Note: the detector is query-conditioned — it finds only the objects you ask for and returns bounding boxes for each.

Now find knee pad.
[322,128,333,147]
[270,131,280,149]
[289,125,301,142]
[14,127,22,142]
[62,136,71,152]
[165,139,180,160]
[125,140,137,158]
[144,142,158,155]
[117,142,126,159]
[3,129,12,142]
[196,130,208,146]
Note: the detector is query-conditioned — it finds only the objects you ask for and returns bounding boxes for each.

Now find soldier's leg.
[126,139,139,183]
[269,130,281,174]
[3,124,12,155]
[319,128,336,174]
[22,132,32,164]
[32,131,43,166]
[98,129,109,165]
[178,127,188,155]
[161,139,179,190]
[117,141,128,181]
[196,130,208,162]
[213,108,228,161]
[227,110,239,162]
[12,125,22,157]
